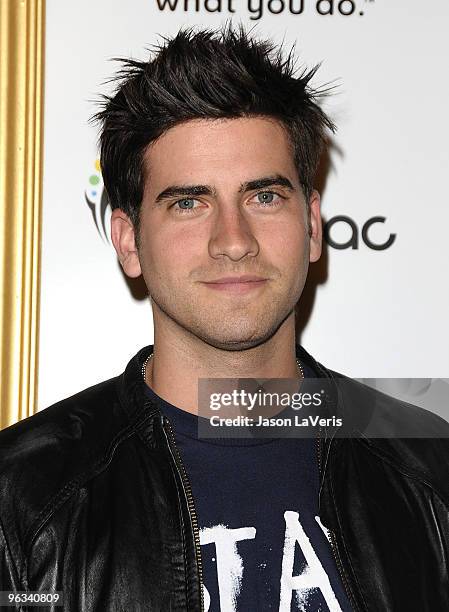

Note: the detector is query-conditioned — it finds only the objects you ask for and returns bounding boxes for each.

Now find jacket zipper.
[162,415,205,612]
[316,432,359,611]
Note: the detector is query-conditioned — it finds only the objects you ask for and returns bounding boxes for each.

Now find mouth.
[200,275,269,294]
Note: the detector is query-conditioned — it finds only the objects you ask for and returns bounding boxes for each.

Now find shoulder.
[327,369,449,435]
[0,376,128,547]
[0,376,125,466]
[326,367,449,503]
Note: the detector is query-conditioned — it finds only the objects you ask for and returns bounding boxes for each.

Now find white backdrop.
[39,0,449,409]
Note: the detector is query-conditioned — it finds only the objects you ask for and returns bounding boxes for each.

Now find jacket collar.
[117,344,157,426]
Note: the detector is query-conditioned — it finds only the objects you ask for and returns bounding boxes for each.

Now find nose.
[208,206,260,262]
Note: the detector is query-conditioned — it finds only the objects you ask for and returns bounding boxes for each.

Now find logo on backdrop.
[85,160,111,244]
[85,161,395,250]
[323,215,396,251]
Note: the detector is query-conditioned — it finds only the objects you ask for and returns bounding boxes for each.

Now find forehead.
[143,117,297,190]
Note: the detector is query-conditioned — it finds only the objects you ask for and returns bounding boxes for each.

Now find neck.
[144,310,300,415]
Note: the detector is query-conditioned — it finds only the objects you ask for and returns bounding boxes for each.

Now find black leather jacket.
[1,344,448,611]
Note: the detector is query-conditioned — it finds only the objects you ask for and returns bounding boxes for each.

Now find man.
[1,25,448,612]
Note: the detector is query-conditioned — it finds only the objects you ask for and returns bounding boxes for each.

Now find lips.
[203,275,267,284]
[200,275,269,294]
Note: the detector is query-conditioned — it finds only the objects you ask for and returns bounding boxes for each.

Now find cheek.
[260,217,307,265]
[141,222,202,280]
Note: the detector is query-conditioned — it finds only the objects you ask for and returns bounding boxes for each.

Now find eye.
[172,198,201,214]
[251,191,284,207]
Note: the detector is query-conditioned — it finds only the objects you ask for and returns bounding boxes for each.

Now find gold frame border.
[0,0,45,428]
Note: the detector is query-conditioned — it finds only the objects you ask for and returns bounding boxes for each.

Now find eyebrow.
[239,175,294,193]
[154,174,295,204]
[155,184,216,203]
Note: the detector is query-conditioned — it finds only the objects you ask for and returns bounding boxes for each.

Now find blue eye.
[253,191,283,207]
[257,192,276,204]
[171,198,202,214]
[176,198,196,210]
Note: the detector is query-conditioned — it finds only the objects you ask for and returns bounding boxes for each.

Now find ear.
[308,190,322,263]
[110,209,142,278]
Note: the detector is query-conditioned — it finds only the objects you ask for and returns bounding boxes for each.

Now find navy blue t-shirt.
[145,362,352,611]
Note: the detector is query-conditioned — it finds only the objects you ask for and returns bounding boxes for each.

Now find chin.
[189,314,291,353]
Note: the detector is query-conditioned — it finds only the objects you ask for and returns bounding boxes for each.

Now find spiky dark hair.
[92,24,336,239]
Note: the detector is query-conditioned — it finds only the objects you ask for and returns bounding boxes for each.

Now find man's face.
[113,117,322,351]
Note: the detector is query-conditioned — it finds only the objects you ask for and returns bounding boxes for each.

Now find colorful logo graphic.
[85,160,111,244]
